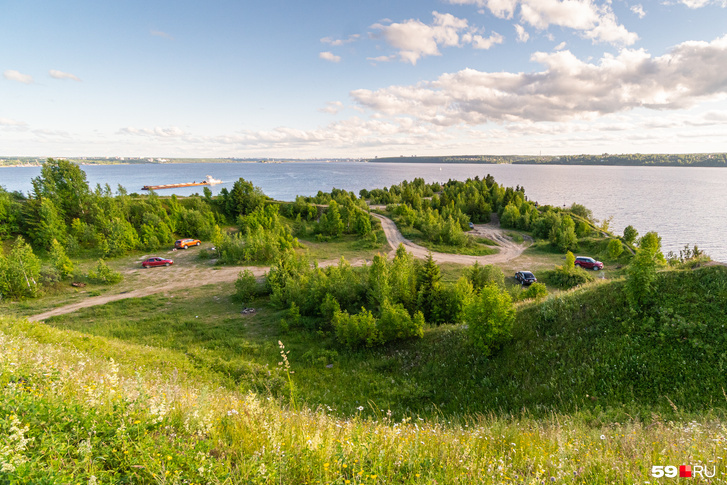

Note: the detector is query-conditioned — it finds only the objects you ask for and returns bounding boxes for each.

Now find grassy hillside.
[20,265,727,424]
[2,311,726,484]
[488,264,727,417]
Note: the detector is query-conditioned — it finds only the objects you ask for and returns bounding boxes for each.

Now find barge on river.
[142,175,222,191]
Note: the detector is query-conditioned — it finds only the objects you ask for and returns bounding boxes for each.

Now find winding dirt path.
[371,213,531,265]
[29,214,528,321]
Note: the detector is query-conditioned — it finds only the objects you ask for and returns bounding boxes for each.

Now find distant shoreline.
[2,152,726,168]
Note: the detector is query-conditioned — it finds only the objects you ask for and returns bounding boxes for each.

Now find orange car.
[175,238,201,249]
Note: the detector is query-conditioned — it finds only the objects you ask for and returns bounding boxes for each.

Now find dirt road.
[371,213,531,265]
[29,214,528,321]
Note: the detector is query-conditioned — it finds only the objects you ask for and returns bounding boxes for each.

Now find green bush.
[87,259,122,285]
[332,308,380,348]
[607,238,624,259]
[464,284,515,356]
[378,301,424,342]
[542,265,594,289]
[519,282,548,300]
[234,269,261,304]
[0,236,42,299]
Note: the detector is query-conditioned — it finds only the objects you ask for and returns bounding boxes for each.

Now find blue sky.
[2,0,727,158]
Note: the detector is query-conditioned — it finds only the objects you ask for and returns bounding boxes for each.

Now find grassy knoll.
[297,229,389,261]
[399,225,498,256]
[3,314,727,484]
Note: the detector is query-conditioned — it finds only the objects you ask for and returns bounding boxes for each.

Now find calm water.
[2,162,725,262]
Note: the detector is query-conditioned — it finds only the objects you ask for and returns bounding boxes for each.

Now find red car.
[141,257,174,268]
[574,256,604,270]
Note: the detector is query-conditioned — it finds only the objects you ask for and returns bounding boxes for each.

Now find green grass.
[33,265,727,421]
[3,305,727,483]
[298,230,389,261]
[399,226,498,256]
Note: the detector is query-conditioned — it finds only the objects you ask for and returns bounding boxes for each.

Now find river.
[1,162,725,262]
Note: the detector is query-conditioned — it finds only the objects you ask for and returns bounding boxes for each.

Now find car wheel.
[143,265,148,269]
[165,263,170,266]
[184,245,188,249]
[196,242,200,246]
[574,263,580,268]
[593,266,599,271]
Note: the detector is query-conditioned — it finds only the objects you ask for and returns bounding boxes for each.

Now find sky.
[1,0,727,159]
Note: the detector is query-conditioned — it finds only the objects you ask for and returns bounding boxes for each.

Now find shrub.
[625,248,658,312]
[0,236,42,299]
[542,265,594,290]
[467,261,505,290]
[87,259,122,284]
[49,238,74,280]
[519,282,548,300]
[234,269,261,304]
[332,308,380,348]
[623,225,638,245]
[378,301,424,342]
[549,215,578,251]
[607,238,624,259]
[464,284,515,356]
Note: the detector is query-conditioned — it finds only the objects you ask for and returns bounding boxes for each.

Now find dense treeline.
[515,152,727,167]
[367,153,727,167]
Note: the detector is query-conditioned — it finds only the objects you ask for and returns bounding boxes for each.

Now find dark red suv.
[574,256,604,270]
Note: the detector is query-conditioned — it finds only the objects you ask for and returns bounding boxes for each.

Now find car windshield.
[523,272,534,277]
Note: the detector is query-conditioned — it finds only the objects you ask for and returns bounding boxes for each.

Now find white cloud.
[151,30,173,40]
[0,117,27,127]
[118,126,186,137]
[367,55,396,64]
[319,51,342,63]
[469,32,505,49]
[320,101,344,114]
[220,117,449,150]
[321,34,360,46]
[49,70,81,82]
[554,41,568,50]
[4,70,34,84]
[446,0,638,45]
[351,35,727,125]
[515,24,530,42]
[371,11,504,64]
[630,4,646,18]
[678,0,727,7]
[448,0,519,18]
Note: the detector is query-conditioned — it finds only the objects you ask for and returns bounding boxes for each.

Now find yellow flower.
[324,463,330,468]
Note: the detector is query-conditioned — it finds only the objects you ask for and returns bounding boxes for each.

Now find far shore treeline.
[2,152,727,167]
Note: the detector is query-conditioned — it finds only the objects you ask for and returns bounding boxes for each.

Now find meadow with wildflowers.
[3,314,727,484]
